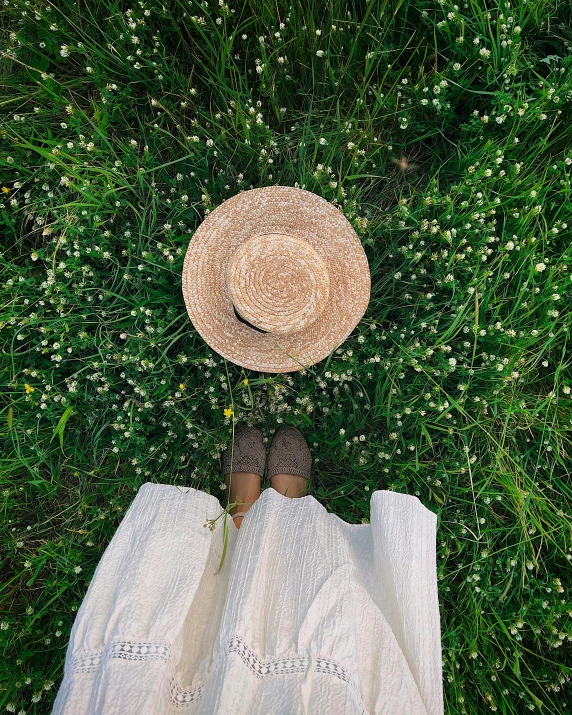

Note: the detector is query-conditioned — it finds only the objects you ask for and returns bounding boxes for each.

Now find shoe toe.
[268,426,311,480]
[221,426,265,478]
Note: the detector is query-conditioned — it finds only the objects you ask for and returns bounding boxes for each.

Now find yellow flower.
[179,383,185,390]
[1,186,9,194]
[24,383,35,394]
[223,408,234,418]
[242,378,248,386]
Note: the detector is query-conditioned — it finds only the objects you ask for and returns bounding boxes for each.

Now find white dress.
[53,483,443,715]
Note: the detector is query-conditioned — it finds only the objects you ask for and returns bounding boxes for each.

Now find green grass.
[1,0,572,711]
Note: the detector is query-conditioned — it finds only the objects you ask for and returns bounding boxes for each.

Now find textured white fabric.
[53,483,443,715]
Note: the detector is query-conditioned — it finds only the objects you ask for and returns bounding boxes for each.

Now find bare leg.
[270,473,308,498]
[225,471,261,528]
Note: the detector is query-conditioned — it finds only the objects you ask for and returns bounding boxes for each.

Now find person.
[53,188,443,713]
[53,424,443,714]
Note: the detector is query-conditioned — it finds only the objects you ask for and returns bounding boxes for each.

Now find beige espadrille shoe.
[268,426,312,486]
[221,426,266,522]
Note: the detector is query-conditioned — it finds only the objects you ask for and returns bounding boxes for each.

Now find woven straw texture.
[182,186,371,373]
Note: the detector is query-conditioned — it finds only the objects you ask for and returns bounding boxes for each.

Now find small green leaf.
[513,650,520,676]
[26,557,47,587]
[51,406,74,451]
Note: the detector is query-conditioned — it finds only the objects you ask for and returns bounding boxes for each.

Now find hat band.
[232,304,268,334]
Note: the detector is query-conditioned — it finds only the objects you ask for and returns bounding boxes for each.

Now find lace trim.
[72,640,171,673]
[170,636,365,712]
[170,678,204,706]
[72,635,364,713]
[229,635,308,677]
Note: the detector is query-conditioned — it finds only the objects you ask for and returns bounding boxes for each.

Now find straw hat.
[182,186,370,373]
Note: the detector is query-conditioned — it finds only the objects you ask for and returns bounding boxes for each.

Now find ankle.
[225,471,261,529]
[229,502,254,516]
[231,509,249,528]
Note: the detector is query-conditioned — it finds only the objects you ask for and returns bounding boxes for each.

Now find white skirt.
[53,483,443,715]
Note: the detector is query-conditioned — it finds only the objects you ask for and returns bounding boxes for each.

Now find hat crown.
[227,234,330,335]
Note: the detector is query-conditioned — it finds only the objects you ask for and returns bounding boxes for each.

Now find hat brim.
[182,186,370,373]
